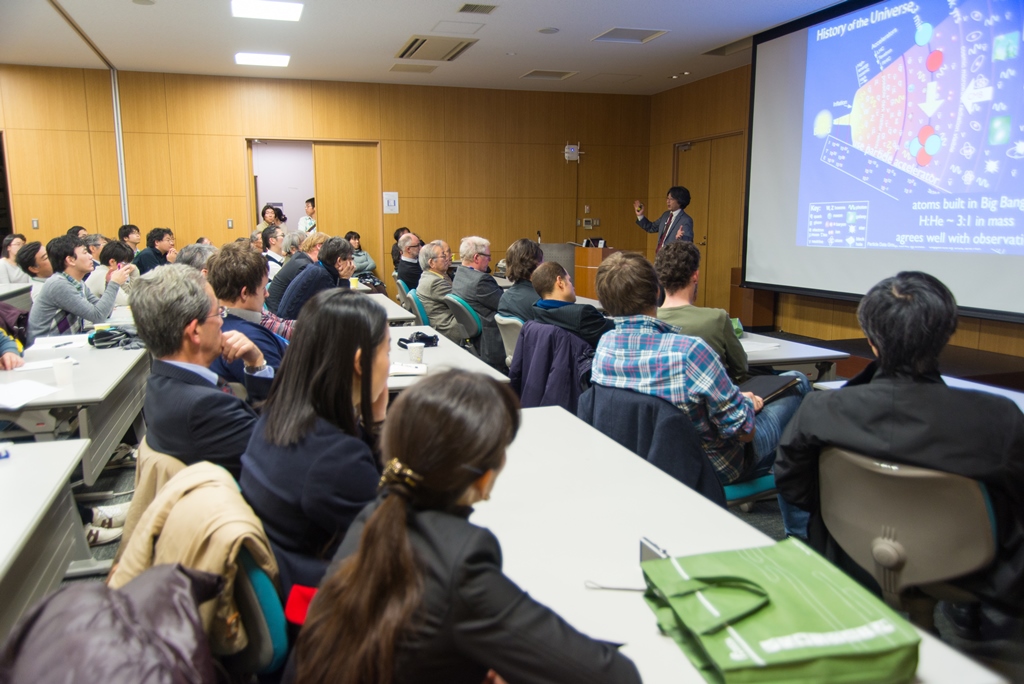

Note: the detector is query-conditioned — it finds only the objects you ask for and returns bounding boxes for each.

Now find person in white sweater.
[0,233,29,284]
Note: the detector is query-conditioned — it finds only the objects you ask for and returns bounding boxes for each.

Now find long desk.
[0,342,149,486]
[0,283,32,311]
[388,325,509,390]
[742,332,849,380]
[368,292,415,324]
[472,407,1003,683]
[0,439,109,641]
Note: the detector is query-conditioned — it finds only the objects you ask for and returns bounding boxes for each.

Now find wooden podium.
[574,246,618,299]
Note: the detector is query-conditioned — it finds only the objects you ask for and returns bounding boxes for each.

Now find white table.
[0,439,110,641]
[741,332,849,380]
[0,341,149,486]
[576,295,604,312]
[388,325,509,390]
[816,376,1024,413]
[472,407,1003,683]
[368,292,415,325]
[494,276,512,289]
[0,283,31,311]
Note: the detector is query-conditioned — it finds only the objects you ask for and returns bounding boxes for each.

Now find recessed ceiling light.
[538,27,559,34]
[235,52,291,67]
[231,0,303,21]
[683,71,690,75]
[671,75,678,79]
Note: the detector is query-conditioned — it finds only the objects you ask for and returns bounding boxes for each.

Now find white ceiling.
[0,0,841,95]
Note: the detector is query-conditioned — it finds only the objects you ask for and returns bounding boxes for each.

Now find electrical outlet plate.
[31,219,39,229]
[227,219,234,229]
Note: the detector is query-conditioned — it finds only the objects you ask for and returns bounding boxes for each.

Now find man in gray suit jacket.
[452,236,506,371]
[634,186,694,252]
[417,240,467,345]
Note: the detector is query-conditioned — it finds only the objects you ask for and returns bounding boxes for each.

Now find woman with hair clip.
[239,288,390,601]
[289,370,641,684]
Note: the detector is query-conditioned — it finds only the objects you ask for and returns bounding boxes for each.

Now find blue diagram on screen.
[796,0,1024,254]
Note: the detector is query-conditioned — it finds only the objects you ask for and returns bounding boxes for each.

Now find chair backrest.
[406,289,429,326]
[221,547,289,675]
[819,446,997,600]
[444,294,482,339]
[494,314,524,368]
[116,436,187,561]
[392,271,410,308]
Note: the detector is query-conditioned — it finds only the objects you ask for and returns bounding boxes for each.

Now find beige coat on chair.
[108,462,279,656]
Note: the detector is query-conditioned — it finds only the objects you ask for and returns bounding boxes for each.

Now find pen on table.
[54,341,74,348]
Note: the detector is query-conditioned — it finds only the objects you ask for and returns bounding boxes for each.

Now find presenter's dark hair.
[146,227,173,249]
[46,235,85,273]
[595,251,659,317]
[2,234,25,259]
[294,369,520,684]
[15,242,43,275]
[655,241,701,293]
[262,289,387,447]
[858,271,957,378]
[667,186,691,209]
[393,226,410,242]
[118,224,140,241]
[505,238,543,283]
[98,240,134,268]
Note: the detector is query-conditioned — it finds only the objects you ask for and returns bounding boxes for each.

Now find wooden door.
[674,142,711,306]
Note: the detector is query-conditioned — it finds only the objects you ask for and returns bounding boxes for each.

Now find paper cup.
[407,342,425,363]
[52,358,74,387]
[350,277,360,289]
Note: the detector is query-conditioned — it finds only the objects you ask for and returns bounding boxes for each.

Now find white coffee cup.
[407,342,425,364]
[52,358,74,387]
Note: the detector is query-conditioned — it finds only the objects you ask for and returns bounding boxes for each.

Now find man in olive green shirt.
[654,241,749,383]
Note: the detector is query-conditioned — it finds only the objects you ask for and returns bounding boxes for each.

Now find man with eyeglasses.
[416,240,466,345]
[132,264,274,477]
[395,232,423,292]
[452,236,506,371]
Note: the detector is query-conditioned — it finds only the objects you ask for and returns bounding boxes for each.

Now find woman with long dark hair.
[239,288,389,599]
[290,370,641,684]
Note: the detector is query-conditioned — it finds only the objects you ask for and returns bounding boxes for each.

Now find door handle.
[698,238,707,246]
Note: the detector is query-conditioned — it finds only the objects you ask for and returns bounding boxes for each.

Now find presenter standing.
[634,186,694,252]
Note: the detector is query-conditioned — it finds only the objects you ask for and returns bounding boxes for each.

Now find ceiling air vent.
[390,64,438,73]
[459,3,497,14]
[592,28,667,44]
[396,35,478,62]
[521,70,578,81]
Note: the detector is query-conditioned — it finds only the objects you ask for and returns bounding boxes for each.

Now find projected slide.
[796,0,1024,254]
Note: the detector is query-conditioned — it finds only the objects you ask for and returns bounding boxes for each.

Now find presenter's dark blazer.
[637,209,694,248]
[143,359,273,478]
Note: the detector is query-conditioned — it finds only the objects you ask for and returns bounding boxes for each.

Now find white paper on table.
[389,363,427,376]
[14,358,80,372]
[740,339,780,352]
[30,334,90,350]
[0,380,60,409]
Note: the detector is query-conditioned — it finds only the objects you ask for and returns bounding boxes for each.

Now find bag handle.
[656,574,769,634]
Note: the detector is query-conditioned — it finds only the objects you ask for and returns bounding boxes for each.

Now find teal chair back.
[221,546,288,675]
[392,272,410,308]
[407,289,430,326]
[444,294,483,339]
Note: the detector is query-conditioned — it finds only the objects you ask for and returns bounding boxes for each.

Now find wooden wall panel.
[382,197,446,250]
[127,195,176,233]
[312,143,382,261]
[568,93,650,147]
[380,85,444,141]
[977,319,1024,357]
[5,129,95,195]
[164,75,242,135]
[446,198,505,259]
[507,198,564,251]
[445,88,505,143]
[89,131,120,196]
[168,135,247,197]
[240,78,314,139]
[123,133,172,196]
[650,67,750,145]
[445,143,506,198]
[311,82,380,140]
[381,141,446,197]
[95,195,123,233]
[0,66,88,131]
[704,135,746,312]
[577,145,648,199]
[118,72,168,133]
[0,80,5,127]
[83,69,114,132]
[950,317,981,349]
[831,300,863,339]
[11,194,97,235]
[505,91,567,144]
[574,197,647,253]
[776,294,835,339]
[173,196,249,246]
[506,144,570,199]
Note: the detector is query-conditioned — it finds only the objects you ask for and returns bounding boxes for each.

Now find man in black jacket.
[395,232,423,292]
[132,228,178,274]
[132,264,274,478]
[531,261,613,348]
[266,231,327,314]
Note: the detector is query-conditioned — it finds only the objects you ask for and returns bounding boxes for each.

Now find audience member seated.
[175,242,218,275]
[277,236,354,320]
[395,232,423,292]
[391,226,410,271]
[0,329,23,370]
[86,240,137,307]
[27,235,129,344]
[67,226,87,239]
[132,264,273,478]
[416,240,466,345]
[15,241,52,302]
[262,224,287,280]
[775,271,1024,626]
[591,252,805,487]
[240,290,388,601]
[133,227,178,274]
[497,238,543,322]
[655,242,748,383]
[118,223,142,255]
[452,236,505,370]
[531,262,613,348]
[206,242,289,384]
[195,236,212,245]
[346,231,376,275]
[267,231,328,314]
[83,234,108,271]
[289,369,641,684]
[281,232,304,261]
[0,233,28,284]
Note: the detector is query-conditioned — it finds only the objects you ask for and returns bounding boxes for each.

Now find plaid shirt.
[261,309,294,340]
[591,315,755,483]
